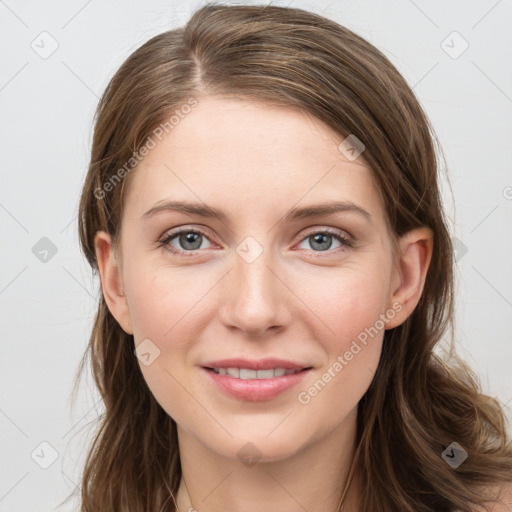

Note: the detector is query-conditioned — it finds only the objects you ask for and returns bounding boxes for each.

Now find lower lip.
[201,367,312,401]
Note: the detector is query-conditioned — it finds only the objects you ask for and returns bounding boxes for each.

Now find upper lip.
[201,358,312,371]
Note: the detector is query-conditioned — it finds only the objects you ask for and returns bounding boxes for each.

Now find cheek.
[124,263,207,342]
[297,257,390,345]
[294,273,387,420]
[327,283,388,350]
[299,265,389,400]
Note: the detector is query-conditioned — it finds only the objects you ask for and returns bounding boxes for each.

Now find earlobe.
[385,227,433,330]
[94,231,134,335]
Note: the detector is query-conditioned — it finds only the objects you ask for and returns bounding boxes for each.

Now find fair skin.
[94,96,434,511]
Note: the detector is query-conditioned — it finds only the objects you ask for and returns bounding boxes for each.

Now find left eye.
[162,230,213,252]
[159,228,352,255]
[297,231,351,252]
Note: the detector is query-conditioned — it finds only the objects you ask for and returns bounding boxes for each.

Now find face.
[95,96,431,463]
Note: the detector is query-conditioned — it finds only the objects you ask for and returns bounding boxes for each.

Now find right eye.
[158,228,215,255]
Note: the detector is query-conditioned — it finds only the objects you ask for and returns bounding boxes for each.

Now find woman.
[69,3,512,511]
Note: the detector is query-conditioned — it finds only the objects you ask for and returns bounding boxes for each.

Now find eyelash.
[157,227,354,257]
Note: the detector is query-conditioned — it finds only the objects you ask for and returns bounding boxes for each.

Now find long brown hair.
[65,3,512,511]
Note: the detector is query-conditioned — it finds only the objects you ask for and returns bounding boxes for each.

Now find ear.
[385,227,433,330]
[94,231,134,335]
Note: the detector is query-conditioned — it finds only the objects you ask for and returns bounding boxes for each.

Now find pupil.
[311,233,331,251]
[181,232,202,250]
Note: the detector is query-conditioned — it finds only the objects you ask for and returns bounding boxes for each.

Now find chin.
[205,429,311,465]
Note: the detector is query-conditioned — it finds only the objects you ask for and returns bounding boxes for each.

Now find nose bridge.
[220,235,289,336]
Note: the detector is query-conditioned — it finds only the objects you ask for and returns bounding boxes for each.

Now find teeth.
[256,369,275,379]
[226,368,240,378]
[240,369,257,379]
[211,367,302,379]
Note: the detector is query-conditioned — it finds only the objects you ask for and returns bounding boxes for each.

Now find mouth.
[201,364,314,401]
[203,366,313,379]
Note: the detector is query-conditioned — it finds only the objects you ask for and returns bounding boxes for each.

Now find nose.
[218,244,291,338]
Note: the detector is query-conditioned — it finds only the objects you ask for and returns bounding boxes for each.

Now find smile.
[208,367,305,379]
[202,366,313,401]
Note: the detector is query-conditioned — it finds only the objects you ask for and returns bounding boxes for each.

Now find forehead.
[123,96,383,224]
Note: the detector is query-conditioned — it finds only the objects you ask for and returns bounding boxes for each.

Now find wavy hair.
[65,3,512,511]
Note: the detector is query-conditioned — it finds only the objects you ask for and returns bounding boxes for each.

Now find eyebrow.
[142,200,372,224]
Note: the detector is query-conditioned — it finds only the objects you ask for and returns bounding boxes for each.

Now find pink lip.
[200,358,313,401]
[201,357,310,371]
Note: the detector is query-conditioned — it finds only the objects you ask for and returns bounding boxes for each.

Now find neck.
[174,407,362,512]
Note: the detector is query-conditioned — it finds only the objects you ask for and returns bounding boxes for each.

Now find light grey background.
[1,0,511,510]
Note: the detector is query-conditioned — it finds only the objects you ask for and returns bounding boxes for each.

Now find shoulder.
[468,481,512,512]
